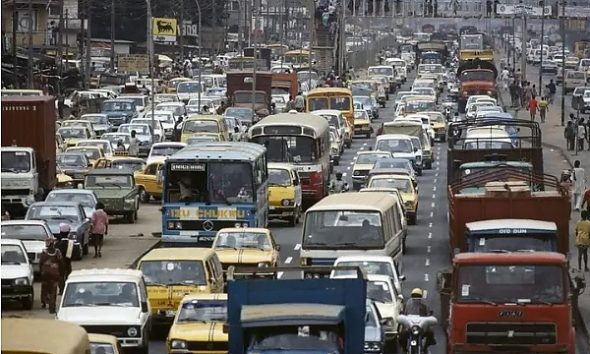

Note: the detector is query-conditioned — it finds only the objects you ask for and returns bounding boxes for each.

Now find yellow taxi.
[135,159,165,202]
[212,228,280,277]
[267,163,302,226]
[351,150,393,191]
[181,115,229,143]
[93,155,147,173]
[366,174,418,224]
[353,109,372,138]
[167,293,228,354]
[65,146,104,166]
[136,248,224,327]
[422,111,447,142]
[57,126,93,148]
[56,165,74,188]
[60,119,97,139]
[166,77,191,93]
[88,334,122,354]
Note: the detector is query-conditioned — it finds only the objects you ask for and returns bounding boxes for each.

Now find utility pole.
[146,0,155,145]
[12,0,18,88]
[279,0,285,65]
[179,0,184,61]
[57,0,65,95]
[252,3,258,117]
[110,0,115,71]
[27,0,33,88]
[560,0,565,126]
[307,0,314,91]
[193,0,202,111]
[65,9,69,64]
[238,0,243,54]
[538,0,545,95]
[84,0,92,89]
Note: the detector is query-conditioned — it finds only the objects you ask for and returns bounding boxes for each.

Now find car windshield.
[356,153,390,164]
[253,136,316,163]
[119,125,150,135]
[369,178,411,193]
[183,120,219,134]
[139,260,206,285]
[410,138,422,150]
[354,96,371,106]
[27,205,81,222]
[367,280,394,303]
[59,128,88,139]
[374,159,410,169]
[90,343,116,354]
[57,154,87,168]
[156,105,184,116]
[1,151,31,173]
[471,233,556,252]
[460,71,495,82]
[319,114,339,127]
[186,136,219,144]
[225,108,253,120]
[405,100,436,112]
[46,192,95,208]
[1,225,49,241]
[151,146,184,157]
[308,96,351,111]
[69,148,100,161]
[85,175,133,188]
[214,231,271,250]
[368,67,393,76]
[145,113,174,123]
[457,265,565,304]
[303,210,384,249]
[377,139,413,153]
[62,281,139,307]
[102,134,130,145]
[103,101,133,111]
[177,299,227,322]
[77,142,110,153]
[333,260,395,279]
[84,115,108,124]
[268,168,292,187]
[1,245,27,264]
[155,95,177,103]
[177,82,202,93]
[464,141,513,149]
[112,160,145,172]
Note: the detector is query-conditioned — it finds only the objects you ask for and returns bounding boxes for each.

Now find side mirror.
[222,324,229,334]
[413,147,418,152]
[293,179,299,186]
[275,244,281,251]
[399,275,406,281]
[398,294,404,301]
[428,310,434,316]
[141,301,149,312]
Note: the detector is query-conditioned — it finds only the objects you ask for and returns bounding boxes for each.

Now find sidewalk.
[498,85,590,345]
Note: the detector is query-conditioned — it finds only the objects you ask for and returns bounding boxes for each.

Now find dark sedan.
[24,202,91,260]
[57,152,91,183]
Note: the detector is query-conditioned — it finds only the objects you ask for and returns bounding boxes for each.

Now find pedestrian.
[538,96,548,123]
[39,237,63,313]
[576,210,590,271]
[528,95,538,121]
[582,186,590,213]
[573,160,587,211]
[546,79,556,104]
[577,118,587,151]
[509,81,518,107]
[91,202,109,258]
[531,84,538,98]
[294,92,305,112]
[173,116,184,142]
[128,130,140,157]
[55,223,74,295]
[565,122,576,151]
[286,95,294,111]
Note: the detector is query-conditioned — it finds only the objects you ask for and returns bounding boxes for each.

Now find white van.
[464,127,513,150]
[300,193,405,276]
[564,70,588,94]
[57,268,151,351]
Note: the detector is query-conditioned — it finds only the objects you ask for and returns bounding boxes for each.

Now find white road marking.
[349,161,354,165]
[425,258,430,266]
[433,178,437,184]
[278,272,284,278]
[432,194,436,199]
[435,172,439,177]
[430,211,434,218]
[285,256,293,264]
[550,148,554,152]
[360,147,365,150]
[433,186,437,191]
[423,290,428,299]
[424,273,429,282]
[436,166,440,171]
[294,243,301,251]
[427,246,431,253]
[347,166,351,170]
[428,232,432,239]
[428,222,433,228]
[363,142,368,146]
[342,172,347,177]
[431,202,435,208]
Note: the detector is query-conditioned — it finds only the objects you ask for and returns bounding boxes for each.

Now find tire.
[365,133,371,139]
[402,237,407,255]
[127,210,137,224]
[139,187,150,203]
[345,140,352,148]
[441,136,446,142]
[288,210,297,227]
[83,241,89,255]
[22,290,33,310]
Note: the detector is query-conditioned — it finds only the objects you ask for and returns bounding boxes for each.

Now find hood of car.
[45,220,83,234]
[1,264,31,279]
[57,306,143,325]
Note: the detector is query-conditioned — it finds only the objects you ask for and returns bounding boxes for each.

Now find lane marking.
[431,202,435,208]
[349,161,354,165]
[433,186,437,191]
[435,172,439,177]
[347,166,351,170]
[436,166,440,171]
[278,272,284,278]
[429,211,434,218]
[423,290,428,299]
[424,273,429,282]
[285,256,293,264]
[425,258,430,266]
[363,142,368,146]
[342,173,347,177]
[432,194,436,199]
[428,222,433,228]
[428,232,432,239]
[427,246,431,253]
[433,178,437,184]
[294,243,301,251]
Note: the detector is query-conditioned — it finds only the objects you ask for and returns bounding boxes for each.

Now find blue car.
[101,99,138,130]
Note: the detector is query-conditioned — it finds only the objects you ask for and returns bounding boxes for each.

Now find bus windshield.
[303,210,384,249]
[164,162,254,204]
[253,136,316,163]
[308,96,351,111]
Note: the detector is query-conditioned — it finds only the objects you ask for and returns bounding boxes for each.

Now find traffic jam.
[2,20,590,354]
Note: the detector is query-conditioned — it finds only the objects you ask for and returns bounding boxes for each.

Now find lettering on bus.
[170,163,205,171]
[497,229,528,234]
[167,207,247,219]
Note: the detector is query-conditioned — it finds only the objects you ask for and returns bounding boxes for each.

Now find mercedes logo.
[202,220,214,231]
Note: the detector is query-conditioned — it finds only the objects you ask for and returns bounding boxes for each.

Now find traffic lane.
[1,204,161,317]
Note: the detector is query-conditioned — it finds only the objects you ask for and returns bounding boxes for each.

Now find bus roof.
[306,192,398,212]
[170,142,266,162]
[453,252,566,265]
[2,318,89,354]
[285,49,310,55]
[251,112,330,136]
[307,87,353,96]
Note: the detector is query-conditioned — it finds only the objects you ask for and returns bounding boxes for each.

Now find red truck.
[226,71,273,119]
[457,58,497,113]
[1,96,56,213]
[271,72,298,100]
[439,252,581,354]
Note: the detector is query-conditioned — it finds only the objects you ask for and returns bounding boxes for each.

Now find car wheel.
[83,241,89,255]
[127,211,136,223]
[365,133,371,139]
[22,290,34,310]
[345,140,352,148]
[333,158,339,166]
[139,187,150,203]
[410,214,417,225]
[288,211,297,227]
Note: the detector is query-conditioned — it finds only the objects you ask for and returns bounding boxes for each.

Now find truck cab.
[465,219,558,253]
[1,147,40,209]
[456,59,497,113]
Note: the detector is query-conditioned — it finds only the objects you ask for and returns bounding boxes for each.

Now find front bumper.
[1,193,35,208]
[269,205,296,218]
[354,125,371,135]
[1,284,33,300]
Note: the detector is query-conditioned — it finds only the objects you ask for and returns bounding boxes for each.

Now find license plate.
[166,310,176,317]
[269,206,276,210]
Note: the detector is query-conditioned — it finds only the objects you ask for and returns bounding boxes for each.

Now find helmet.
[411,288,423,297]
[336,172,343,178]
[59,223,71,233]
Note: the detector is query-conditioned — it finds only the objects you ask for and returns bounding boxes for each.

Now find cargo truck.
[1,96,56,214]
[226,266,366,354]
[456,58,497,112]
[227,71,273,120]
[438,252,583,354]
[448,168,571,259]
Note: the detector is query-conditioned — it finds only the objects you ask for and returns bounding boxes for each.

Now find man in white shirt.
[574,160,586,211]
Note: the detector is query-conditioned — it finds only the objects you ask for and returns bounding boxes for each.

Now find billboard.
[153,17,177,42]
[117,54,149,74]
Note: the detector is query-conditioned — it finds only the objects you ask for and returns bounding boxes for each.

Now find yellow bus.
[284,49,311,68]
[306,87,354,127]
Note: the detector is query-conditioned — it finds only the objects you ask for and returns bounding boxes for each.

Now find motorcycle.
[329,181,349,194]
[397,314,438,354]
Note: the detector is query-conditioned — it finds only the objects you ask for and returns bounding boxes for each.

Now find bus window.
[256,136,317,163]
[308,97,329,111]
[330,97,350,110]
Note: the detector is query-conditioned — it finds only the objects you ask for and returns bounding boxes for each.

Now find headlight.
[127,327,138,337]
[364,341,383,351]
[234,222,249,228]
[168,221,183,230]
[124,198,136,205]
[68,232,78,240]
[353,170,361,176]
[14,277,29,286]
[411,325,420,336]
[404,201,413,208]
[281,199,294,206]
[258,262,270,268]
[486,90,493,95]
[170,339,187,349]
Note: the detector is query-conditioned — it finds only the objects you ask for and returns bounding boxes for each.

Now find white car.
[1,238,34,309]
[57,269,151,351]
[119,95,149,114]
[466,101,496,120]
[155,102,187,120]
[81,114,111,136]
[310,109,351,148]
[1,220,51,273]
[118,123,154,144]
[143,110,176,139]
[75,139,114,158]
[130,119,165,143]
[146,142,186,165]
[102,132,131,150]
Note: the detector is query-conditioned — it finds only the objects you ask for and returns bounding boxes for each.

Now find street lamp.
[146,0,155,145]
[193,0,202,113]
[538,0,545,96]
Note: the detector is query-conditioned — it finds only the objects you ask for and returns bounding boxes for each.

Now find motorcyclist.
[399,288,436,353]
[329,172,348,194]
